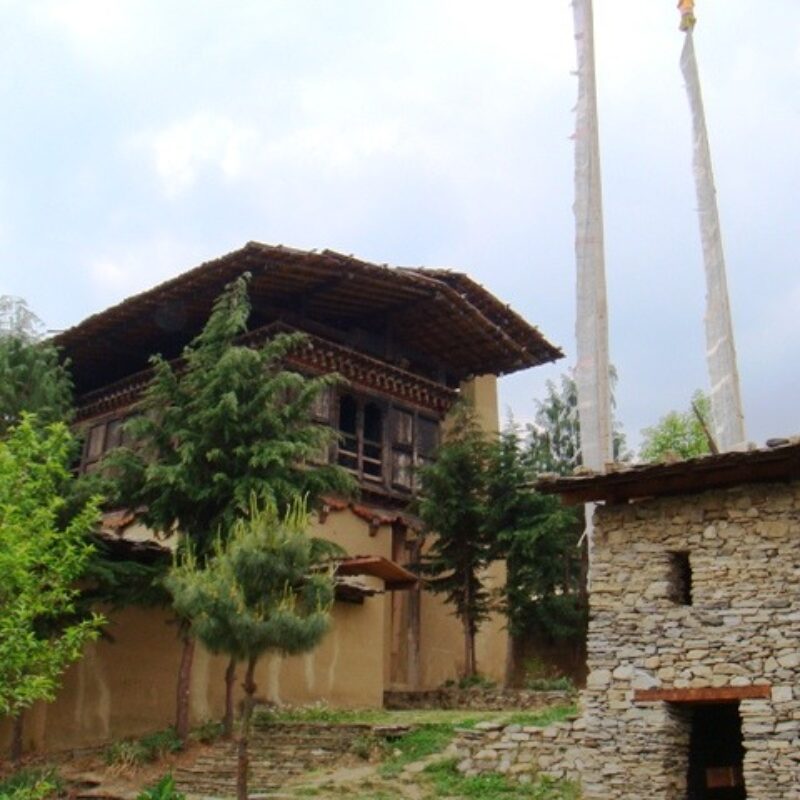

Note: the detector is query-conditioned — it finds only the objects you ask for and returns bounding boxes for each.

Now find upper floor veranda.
[56,241,561,503]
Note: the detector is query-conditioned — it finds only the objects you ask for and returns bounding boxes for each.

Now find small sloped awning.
[336,556,418,590]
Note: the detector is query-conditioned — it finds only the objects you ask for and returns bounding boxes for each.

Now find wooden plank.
[633,685,771,704]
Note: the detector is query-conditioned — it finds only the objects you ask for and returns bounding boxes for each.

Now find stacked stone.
[383,688,572,711]
[579,480,800,799]
[451,479,800,798]
[451,717,588,781]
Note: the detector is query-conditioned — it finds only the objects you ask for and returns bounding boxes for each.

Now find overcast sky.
[1,1,798,451]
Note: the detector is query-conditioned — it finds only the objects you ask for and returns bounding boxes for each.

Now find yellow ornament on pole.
[678,0,696,32]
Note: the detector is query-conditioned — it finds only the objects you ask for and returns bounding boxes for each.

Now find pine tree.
[528,368,629,474]
[416,405,493,679]
[167,497,334,800]
[107,273,352,739]
[485,426,584,681]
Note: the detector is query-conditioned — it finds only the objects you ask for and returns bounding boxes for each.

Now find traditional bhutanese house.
[537,441,800,800]
[8,242,560,753]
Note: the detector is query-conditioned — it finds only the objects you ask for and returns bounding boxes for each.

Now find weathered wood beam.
[633,685,771,704]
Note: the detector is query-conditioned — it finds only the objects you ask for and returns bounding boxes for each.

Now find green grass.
[255,703,576,729]
[423,759,580,800]
[0,767,61,800]
[255,705,390,725]
[504,704,578,728]
[378,724,457,777]
[105,727,183,768]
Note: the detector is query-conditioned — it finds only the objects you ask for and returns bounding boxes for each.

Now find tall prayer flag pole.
[679,0,747,451]
[573,0,613,475]
[572,0,612,563]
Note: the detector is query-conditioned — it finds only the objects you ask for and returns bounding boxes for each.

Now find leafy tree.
[108,273,352,740]
[639,390,712,462]
[416,405,494,679]
[166,498,334,800]
[0,298,72,438]
[0,417,104,724]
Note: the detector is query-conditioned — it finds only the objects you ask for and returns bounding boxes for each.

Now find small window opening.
[362,403,383,480]
[668,551,693,605]
[337,395,358,471]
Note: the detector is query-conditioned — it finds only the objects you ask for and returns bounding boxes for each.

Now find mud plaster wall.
[2,507,509,753]
[578,480,800,800]
[460,375,499,435]
[418,559,508,687]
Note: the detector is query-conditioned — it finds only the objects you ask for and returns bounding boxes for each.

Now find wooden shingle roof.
[54,242,562,395]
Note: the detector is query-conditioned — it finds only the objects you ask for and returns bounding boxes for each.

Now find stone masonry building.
[538,440,800,800]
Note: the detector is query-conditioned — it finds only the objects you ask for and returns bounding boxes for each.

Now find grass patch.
[0,767,61,800]
[255,703,576,729]
[105,727,183,769]
[255,704,389,726]
[423,759,581,800]
[504,704,577,728]
[378,724,456,777]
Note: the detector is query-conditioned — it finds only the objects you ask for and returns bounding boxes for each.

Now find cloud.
[87,237,203,301]
[34,0,142,61]
[134,113,258,197]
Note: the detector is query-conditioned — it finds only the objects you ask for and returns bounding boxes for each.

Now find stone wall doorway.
[684,701,746,799]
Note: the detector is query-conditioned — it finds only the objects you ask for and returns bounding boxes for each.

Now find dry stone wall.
[383,688,572,711]
[450,717,586,782]
[450,479,800,798]
[579,479,800,799]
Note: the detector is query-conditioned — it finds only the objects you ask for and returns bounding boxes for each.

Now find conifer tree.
[484,426,584,680]
[108,273,352,740]
[167,498,334,800]
[416,406,493,679]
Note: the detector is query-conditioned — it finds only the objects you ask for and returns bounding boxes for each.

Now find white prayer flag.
[681,31,747,452]
[572,0,613,473]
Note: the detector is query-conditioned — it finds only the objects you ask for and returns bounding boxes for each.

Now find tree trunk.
[10,711,23,763]
[504,633,519,688]
[236,656,258,800]
[462,613,476,679]
[462,571,476,679]
[223,657,237,738]
[175,630,196,742]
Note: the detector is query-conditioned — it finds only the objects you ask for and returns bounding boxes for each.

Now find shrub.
[105,728,183,769]
[0,767,60,800]
[522,659,575,693]
[105,739,150,769]
[457,673,497,690]
[135,774,186,800]
[138,728,183,760]
[190,719,224,744]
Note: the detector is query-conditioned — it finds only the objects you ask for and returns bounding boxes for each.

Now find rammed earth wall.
[579,479,800,800]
